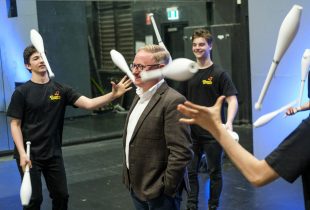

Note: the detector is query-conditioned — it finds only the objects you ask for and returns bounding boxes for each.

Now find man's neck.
[31,73,50,84]
[197,57,213,69]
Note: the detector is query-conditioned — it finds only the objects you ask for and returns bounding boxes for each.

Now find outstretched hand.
[285,106,299,116]
[177,96,226,134]
[111,76,132,98]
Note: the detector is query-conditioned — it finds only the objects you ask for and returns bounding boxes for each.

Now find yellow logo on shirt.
[50,91,61,100]
[202,76,213,85]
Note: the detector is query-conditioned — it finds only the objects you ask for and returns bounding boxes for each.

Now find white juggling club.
[297,49,310,106]
[30,29,55,78]
[20,141,32,206]
[148,13,172,63]
[254,5,302,110]
[253,100,297,128]
[110,49,135,82]
[140,58,198,82]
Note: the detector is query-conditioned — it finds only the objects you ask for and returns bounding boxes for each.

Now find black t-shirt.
[265,116,310,210]
[7,80,82,160]
[180,64,238,139]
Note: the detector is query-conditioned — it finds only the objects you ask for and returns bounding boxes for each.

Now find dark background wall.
[36,1,91,117]
[35,0,251,124]
[130,0,251,124]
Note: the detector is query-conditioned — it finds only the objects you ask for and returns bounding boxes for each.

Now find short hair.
[23,45,37,65]
[191,28,213,45]
[137,44,171,65]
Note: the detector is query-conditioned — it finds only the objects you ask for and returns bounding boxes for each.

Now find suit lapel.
[130,82,168,142]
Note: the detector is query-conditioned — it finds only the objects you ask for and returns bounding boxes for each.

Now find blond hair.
[137,44,171,65]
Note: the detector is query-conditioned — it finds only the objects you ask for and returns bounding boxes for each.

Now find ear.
[25,64,32,71]
[209,43,213,50]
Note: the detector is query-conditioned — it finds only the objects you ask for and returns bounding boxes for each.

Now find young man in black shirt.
[7,45,132,210]
[182,29,238,210]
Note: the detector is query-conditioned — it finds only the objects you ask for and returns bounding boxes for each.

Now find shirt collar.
[136,79,164,101]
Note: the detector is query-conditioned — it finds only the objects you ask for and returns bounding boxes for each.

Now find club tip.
[189,63,199,74]
[293,4,303,10]
[254,102,262,110]
[252,122,260,128]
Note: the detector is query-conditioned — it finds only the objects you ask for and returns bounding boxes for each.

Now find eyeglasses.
[130,63,160,71]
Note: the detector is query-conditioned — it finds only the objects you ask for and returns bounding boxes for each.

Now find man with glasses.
[122,44,193,210]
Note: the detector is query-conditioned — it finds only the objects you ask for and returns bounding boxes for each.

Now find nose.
[131,65,141,74]
[38,55,44,62]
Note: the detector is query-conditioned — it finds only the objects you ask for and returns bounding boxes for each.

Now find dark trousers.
[130,190,182,210]
[16,156,69,210]
[187,139,223,209]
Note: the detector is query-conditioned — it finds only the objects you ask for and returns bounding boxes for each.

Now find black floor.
[0,112,305,210]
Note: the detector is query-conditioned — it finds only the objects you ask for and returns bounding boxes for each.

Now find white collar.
[136,79,164,102]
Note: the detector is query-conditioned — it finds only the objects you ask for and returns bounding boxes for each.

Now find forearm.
[296,101,310,112]
[226,96,238,125]
[211,126,278,186]
[75,92,117,110]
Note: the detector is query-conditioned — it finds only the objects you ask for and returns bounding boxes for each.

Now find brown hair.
[23,45,37,65]
[191,28,213,45]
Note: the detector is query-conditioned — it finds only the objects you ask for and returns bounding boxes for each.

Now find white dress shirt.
[125,79,164,168]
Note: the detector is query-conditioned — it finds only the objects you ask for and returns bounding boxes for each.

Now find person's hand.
[20,153,32,172]
[111,76,132,99]
[177,96,225,133]
[286,106,300,116]
[224,122,233,131]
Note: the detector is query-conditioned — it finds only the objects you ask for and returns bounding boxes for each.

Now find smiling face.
[192,37,212,60]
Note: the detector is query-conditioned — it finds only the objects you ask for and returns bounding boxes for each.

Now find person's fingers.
[110,81,117,90]
[28,160,32,168]
[183,101,203,110]
[119,76,127,83]
[125,87,133,92]
[177,104,199,117]
[124,79,132,87]
[179,117,195,125]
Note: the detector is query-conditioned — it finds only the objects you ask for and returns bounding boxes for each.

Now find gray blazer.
[122,82,193,201]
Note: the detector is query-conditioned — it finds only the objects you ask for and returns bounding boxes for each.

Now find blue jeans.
[187,138,223,209]
[130,190,182,210]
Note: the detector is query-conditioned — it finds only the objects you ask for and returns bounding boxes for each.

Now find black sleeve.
[63,84,82,106]
[7,90,25,119]
[219,71,238,97]
[265,117,310,183]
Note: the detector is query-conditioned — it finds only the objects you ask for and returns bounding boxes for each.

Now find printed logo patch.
[50,91,61,100]
[202,76,213,85]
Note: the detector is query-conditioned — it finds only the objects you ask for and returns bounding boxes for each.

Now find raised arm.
[74,76,132,110]
[177,96,279,187]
